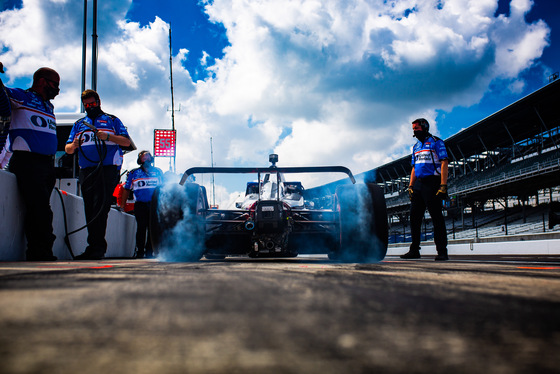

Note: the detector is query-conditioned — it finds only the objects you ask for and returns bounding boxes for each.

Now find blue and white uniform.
[409,134,449,256]
[69,111,130,258]
[67,113,129,168]
[0,83,58,260]
[125,165,163,258]
[4,88,57,155]
[411,136,448,178]
[124,166,163,203]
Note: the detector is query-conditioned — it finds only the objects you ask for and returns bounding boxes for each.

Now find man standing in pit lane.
[65,89,131,260]
[401,118,450,261]
[0,64,60,261]
[121,150,163,258]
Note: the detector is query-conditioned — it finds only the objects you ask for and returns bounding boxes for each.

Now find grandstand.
[308,76,560,244]
[384,77,560,243]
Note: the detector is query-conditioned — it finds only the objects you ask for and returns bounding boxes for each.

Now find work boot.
[435,247,449,261]
[400,248,421,259]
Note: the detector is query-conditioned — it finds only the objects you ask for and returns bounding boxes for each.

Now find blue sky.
[0,0,558,205]
[126,0,229,82]
[436,0,559,136]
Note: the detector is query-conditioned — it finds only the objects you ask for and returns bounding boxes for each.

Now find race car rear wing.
[180,166,356,186]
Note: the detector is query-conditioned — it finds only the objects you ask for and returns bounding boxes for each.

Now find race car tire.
[331,183,388,262]
[150,182,208,261]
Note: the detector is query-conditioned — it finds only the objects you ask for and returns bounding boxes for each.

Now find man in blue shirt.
[401,118,449,261]
[1,66,60,261]
[121,150,163,258]
[65,89,131,260]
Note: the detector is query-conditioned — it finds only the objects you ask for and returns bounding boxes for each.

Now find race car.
[150,154,388,262]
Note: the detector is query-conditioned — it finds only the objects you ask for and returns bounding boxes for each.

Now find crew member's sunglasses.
[83,101,99,108]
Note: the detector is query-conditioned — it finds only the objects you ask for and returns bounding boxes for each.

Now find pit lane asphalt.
[1,255,559,374]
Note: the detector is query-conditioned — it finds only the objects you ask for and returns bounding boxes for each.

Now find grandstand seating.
[389,200,560,243]
[449,148,560,196]
[386,149,560,211]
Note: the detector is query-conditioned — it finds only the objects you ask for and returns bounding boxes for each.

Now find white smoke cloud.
[0,0,551,203]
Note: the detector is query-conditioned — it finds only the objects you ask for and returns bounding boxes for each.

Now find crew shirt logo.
[80,133,92,143]
[30,115,47,128]
[414,150,438,163]
[137,180,158,188]
[30,115,56,131]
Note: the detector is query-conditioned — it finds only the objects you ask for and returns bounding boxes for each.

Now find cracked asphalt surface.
[0,255,559,374]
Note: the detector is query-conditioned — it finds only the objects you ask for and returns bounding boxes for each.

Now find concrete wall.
[1,169,136,261]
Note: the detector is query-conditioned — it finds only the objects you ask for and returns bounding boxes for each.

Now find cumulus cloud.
[0,0,551,205]
[199,0,549,171]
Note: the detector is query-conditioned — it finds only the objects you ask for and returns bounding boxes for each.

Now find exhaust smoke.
[154,182,205,262]
[331,171,387,262]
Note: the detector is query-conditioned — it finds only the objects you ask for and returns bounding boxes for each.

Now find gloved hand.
[407,186,414,201]
[436,184,448,200]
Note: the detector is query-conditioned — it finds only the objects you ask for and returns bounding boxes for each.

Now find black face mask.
[140,153,153,166]
[414,130,428,142]
[86,106,103,119]
[44,86,59,101]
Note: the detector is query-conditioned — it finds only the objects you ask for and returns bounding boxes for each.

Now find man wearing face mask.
[401,118,449,261]
[65,89,131,260]
[0,66,60,261]
[121,150,163,258]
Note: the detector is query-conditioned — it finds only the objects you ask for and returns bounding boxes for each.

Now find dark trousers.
[133,201,153,257]
[410,176,448,254]
[79,165,119,255]
[8,151,56,259]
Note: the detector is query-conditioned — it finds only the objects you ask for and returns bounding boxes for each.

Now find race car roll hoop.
[180,165,357,186]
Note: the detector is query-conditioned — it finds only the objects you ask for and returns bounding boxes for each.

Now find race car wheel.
[331,183,388,262]
[150,182,208,261]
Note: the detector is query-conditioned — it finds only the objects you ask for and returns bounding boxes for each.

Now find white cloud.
[0,0,551,203]
[207,0,548,162]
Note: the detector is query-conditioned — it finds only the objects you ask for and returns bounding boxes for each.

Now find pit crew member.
[401,118,449,261]
[121,150,163,258]
[1,65,60,261]
[65,89,131,260]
